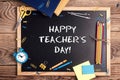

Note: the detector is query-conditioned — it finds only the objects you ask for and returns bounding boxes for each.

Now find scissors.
[14,6,31,30]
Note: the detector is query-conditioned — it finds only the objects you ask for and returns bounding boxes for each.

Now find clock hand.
[18,55,23,58]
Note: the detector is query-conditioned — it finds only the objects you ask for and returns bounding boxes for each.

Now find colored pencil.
[53,61,72,71]
[95,21,103,64]
[49,59,67,70]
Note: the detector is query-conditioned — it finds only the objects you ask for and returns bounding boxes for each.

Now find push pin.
[66,68,71,71]
[99,13,103,17]
[23,21,28,23]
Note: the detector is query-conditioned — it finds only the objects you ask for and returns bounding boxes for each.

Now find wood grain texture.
[1,65,120,80]
[0,0,119,80]
[111,32,120,64]
[0,1,23,33]
[0,34,16,65]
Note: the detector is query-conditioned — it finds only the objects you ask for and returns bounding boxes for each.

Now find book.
[21,0,60,17]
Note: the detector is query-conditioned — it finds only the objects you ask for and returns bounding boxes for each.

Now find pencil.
[96,21,100,64]
[49,59,67,70]
[101,23,105,64]
[95,21,102,64]
[53,61,72,71]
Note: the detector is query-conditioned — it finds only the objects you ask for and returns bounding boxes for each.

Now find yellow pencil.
[49,59,67,70]
[96,21,102,64]
[96,22,100,64]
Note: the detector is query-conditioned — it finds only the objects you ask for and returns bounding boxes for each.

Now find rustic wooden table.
[0,0,120,80]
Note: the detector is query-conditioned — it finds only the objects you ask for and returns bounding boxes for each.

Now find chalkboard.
[17,7,111,76]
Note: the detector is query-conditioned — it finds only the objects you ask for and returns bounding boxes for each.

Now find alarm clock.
[13,48,28,64]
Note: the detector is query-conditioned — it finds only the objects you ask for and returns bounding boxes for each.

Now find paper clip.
[21,37,27,44]
[66,68,71,71]
[39,61,48,70]
[30,63,37,69]
[23,21,28,23]
[99,14,103,17]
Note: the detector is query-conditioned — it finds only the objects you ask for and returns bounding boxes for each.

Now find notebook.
[21,0,60,17]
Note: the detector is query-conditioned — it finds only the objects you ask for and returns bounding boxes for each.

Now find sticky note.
[73,61,96,80]
[54,0,69,16]
[82,65,94,74]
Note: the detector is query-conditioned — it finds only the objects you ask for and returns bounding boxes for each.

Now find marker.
[49,59,67,70]
[53,61,72,71]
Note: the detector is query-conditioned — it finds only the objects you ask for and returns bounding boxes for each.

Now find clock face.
[16,52,28,63]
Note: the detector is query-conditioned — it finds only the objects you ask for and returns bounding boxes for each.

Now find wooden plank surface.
[0,0,120,80]
[0,65,120,80]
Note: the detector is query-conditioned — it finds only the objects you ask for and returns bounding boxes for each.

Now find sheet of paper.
[73,61,96,80]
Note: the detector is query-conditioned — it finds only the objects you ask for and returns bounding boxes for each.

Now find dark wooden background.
[0,0,120,80]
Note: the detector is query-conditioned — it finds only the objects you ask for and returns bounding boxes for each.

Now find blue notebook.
[21,0,60,17]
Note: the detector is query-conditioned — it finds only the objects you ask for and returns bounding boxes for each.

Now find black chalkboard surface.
[17,7,110,76]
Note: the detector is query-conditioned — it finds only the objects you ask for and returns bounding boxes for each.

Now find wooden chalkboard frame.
[17,7,111,76]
